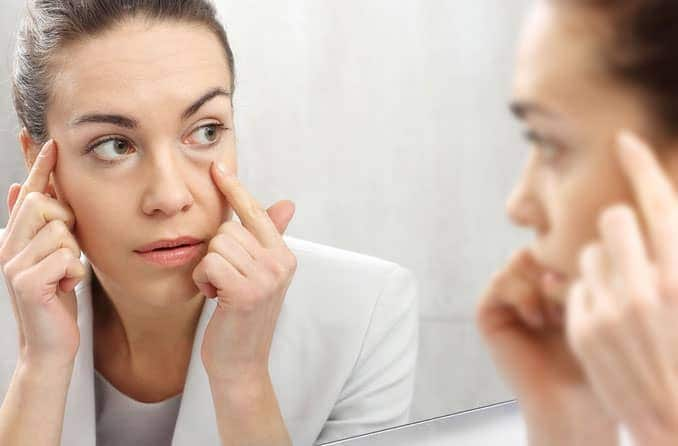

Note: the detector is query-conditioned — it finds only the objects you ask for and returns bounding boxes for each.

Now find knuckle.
[218,220,240,234]
[204,252,221,269]
[262,253,285,278]
[207,235,225,253]
[269,259,286,278]
[0,248,10,267]
[598,205,632,232]
[285,252,298,274]
[10,270,28,295]
[56,246,75,262]
[47,219,69,238]
[247,202,266,219]
[23,191,44,208]
[2,258,16,282]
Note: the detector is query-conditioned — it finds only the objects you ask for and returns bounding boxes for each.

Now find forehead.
[48,19,232,120]
[512,2,614,112]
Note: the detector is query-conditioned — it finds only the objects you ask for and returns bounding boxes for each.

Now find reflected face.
[507,1,673,300]
[41,18,236,306]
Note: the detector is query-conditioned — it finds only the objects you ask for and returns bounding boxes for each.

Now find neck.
[91,269,206,363]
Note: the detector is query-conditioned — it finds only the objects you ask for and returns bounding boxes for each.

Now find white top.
[0,232,419,445]
[94,369,182,446]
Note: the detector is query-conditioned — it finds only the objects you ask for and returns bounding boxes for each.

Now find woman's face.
[39,18,236,306]
[507,1,678,300]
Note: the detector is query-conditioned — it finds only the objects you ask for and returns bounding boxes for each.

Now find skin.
[567,134,678,446]
[2,17,296,445]
[478,2,678,445]
[40,20,239,401]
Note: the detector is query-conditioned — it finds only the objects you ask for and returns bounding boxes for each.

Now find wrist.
[16,357,75,388]
[209,368,291,446]
[208,367,273,411]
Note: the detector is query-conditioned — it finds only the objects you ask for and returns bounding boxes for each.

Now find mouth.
[135,236,204,254]
[134,238,205,268]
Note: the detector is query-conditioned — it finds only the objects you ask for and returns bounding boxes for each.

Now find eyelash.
[83,123,230,165]
[523,129,562,161]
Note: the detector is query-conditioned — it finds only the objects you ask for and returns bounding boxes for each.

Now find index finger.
[617,130,678,268]
[211,162,283,248]
[16,139,56,207]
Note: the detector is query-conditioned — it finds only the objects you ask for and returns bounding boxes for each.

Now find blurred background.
[0,0,532,425]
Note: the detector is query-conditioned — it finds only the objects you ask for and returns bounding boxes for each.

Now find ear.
[18,128,58,199]
[19,127,37,171]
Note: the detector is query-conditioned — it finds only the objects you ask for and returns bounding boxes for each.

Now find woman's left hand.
[566,131,678,446]
[192,161,296,445]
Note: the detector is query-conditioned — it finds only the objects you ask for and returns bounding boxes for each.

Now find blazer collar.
[62,254,221,445]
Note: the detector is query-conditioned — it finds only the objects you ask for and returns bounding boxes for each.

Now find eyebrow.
[509,101,556,120]
[69,87,231,129]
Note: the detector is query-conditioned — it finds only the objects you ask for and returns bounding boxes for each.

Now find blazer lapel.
[171,296,220,445]
[57,253,221,445]
[61,253,96,446]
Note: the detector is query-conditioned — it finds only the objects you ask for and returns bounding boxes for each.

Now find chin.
[143,276,202,306]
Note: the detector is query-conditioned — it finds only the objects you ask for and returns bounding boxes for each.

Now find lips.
[135,236,204,253]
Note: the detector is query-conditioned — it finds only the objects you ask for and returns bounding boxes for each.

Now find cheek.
[547,157,631,275]
[70,188,127,255]
[52,166,110,248]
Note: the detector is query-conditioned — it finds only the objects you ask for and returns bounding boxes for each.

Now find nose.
[505,155,544,231]
[140,150,194,217]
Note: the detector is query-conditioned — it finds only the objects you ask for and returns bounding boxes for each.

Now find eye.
[524,129,562,162]
[89,138,135,162]
[186,123,227,146]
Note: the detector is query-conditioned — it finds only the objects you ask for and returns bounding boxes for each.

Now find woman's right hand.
[0,139,85,371]
[476,249,618,445]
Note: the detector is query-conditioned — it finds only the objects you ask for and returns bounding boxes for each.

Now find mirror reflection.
[5,0,676,445]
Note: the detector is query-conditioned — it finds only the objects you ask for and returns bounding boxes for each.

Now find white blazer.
[0,231,419,445]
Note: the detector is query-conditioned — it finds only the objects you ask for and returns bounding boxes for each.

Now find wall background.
[0,0,532,427]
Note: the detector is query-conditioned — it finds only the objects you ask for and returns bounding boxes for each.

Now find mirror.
[0,0,533,444]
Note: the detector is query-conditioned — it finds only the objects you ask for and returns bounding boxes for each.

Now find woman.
[0,1,418,445]
[478,0,678,445]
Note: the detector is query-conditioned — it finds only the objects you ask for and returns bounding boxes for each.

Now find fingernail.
[216,161,233,177]
[215,161,225,174]
[41,139,54,156]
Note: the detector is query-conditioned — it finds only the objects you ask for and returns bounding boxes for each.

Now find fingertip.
[7,183,21,213]
[617,129,651,167]
[283,200,296,219]
[40,139,55,158]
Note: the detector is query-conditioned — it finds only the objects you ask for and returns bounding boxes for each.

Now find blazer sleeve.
[315,265,419,444]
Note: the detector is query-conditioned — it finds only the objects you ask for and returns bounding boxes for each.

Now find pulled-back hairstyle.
[12,0,236,145]
[565,0,678,137]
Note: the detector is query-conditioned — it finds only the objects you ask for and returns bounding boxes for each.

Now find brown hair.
[566,0,678,137]
[12,0,236,145]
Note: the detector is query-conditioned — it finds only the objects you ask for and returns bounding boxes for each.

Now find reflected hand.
[476,249,618,445]
[566,131,678,446]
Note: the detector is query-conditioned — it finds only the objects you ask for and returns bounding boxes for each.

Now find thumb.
[266,200,296,235]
